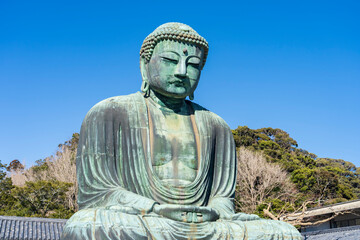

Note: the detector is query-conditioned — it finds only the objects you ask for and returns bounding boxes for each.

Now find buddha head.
[140,23,209,100]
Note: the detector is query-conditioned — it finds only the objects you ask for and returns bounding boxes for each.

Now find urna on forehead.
[140,22,209,69]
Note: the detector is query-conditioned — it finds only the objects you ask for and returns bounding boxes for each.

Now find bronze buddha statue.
[61,22,302,239]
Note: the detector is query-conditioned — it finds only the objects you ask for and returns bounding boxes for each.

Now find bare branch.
[235,147,298,213]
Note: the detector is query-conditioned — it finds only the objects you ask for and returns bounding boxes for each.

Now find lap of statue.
[62,207,301,240]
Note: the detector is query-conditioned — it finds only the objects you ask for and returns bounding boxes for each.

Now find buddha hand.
[153,204,220,223]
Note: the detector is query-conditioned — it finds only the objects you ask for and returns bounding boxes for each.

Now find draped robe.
[61,92,302,239]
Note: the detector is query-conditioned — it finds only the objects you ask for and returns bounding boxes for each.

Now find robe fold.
[61,92,302,240]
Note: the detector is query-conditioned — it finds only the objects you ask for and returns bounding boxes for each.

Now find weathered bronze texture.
[61,22,302,239]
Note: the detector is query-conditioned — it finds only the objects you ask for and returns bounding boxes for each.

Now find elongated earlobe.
[140,57,150,97]
[141,80,150,97]
[189,93,194,100]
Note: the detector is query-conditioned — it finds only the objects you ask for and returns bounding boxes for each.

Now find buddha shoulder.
[83,92,142,121]
[191,101,232,131]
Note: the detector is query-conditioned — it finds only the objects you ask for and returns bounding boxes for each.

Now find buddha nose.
[174,59,187,78]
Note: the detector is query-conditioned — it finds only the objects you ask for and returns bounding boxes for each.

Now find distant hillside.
[233,126,360,219]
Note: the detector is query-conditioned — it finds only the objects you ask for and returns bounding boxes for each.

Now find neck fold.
[149,89,186,111]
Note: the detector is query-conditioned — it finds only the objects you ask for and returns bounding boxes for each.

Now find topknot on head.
[140,22,209,69]
[154,22,199,35]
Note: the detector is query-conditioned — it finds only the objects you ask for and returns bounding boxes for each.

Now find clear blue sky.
[1,0,359,167]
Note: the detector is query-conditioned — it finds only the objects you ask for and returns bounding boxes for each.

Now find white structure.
[299,199,360,232]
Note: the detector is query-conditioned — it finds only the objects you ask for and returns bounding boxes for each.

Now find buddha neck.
[149,89,186,112]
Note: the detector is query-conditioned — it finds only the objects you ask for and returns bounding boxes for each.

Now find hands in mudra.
[153,204,220,223]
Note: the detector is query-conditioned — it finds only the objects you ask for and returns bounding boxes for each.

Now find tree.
[6,159,25,172]
[10,133,79,218]
[235,147,297,214]
[263,200,352,227]
[0,160,18,215]
[233,126,360,209]
[232,126,316,172]
[12,180,73,218]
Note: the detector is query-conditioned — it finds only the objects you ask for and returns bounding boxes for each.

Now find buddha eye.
[187,57,201,69]
[159,52,179,64]
[188,62,200,68]
[161,57,178,64]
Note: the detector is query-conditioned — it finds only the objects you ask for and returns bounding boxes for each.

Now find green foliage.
[60,133,79,153]
[256,198,296,218]
[31,159,49,175]
[291,167,347,201]
[0,160,7,180]
[56,133,79,165]
[317,158,360,196]
[12,180,74,218]
[6,159,25,172]
[0,161,18,214]
[233,126,316,172]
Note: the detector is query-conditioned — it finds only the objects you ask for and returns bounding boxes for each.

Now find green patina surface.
[61,22,302,239]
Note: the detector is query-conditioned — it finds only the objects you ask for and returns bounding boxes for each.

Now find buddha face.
[143,40,204,99]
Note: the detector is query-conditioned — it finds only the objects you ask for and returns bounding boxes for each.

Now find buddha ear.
[140,57,150,95]
[140,57,149,82]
